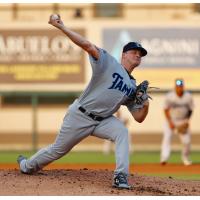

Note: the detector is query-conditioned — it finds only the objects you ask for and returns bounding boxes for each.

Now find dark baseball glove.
[135,80,152,105]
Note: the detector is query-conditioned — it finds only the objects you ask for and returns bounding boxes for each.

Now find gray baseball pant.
[19,104,129,176]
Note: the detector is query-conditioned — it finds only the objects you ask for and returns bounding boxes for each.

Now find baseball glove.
[135,80,152,105]
[176,122,189,134]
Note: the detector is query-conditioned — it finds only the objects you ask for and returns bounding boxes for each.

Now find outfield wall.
[0,92,200,151]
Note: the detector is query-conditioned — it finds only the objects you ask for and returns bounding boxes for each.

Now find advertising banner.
[103,28,200,68]
[0,29,85,84]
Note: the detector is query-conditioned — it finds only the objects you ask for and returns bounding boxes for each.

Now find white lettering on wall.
[0,34,82,62]
[142,39,199,56]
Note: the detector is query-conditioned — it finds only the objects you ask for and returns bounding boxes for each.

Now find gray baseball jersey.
[19,48,138,177]
[72,48,137,116]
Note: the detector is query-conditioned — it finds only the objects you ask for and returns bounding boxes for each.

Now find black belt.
[79,106,104,121]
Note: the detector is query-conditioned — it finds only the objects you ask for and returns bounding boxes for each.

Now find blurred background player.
[160,79,194,166]
[103,108,133,154]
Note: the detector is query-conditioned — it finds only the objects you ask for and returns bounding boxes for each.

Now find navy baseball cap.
[175,79,184,86]
[123,42,147,57]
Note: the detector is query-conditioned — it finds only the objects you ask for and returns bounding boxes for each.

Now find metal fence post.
[32,94,38,152]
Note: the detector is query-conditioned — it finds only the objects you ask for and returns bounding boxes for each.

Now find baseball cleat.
[160,161,167,165]
[17,155,27,165]
[17,155,29,174]
[112,172,131,189]
[183,159,192,166]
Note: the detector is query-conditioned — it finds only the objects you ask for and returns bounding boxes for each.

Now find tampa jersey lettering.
[108,73,135,97]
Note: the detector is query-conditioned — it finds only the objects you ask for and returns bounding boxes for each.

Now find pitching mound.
[0,169,200,195]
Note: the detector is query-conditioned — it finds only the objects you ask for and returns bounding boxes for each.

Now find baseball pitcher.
[160,79,194,166]
[17,14,151,189]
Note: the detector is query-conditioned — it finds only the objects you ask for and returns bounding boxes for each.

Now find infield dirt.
[0,164,200,195]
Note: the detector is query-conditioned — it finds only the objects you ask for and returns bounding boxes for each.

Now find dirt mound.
[0,169,200,195]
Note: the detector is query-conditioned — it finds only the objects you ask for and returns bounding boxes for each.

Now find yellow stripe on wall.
[133,68,200,89]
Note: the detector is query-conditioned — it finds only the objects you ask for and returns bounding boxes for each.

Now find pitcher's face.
[122,49,142,67]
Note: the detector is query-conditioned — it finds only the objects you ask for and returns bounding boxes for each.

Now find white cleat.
[183,159,192,166]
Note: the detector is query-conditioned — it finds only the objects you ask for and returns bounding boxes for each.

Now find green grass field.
[1,151,199,180]
[0,150,199,164]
